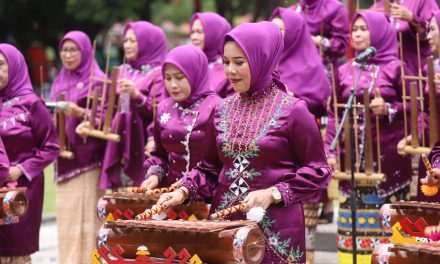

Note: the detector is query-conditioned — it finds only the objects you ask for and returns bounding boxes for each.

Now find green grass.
[43,164,56,215]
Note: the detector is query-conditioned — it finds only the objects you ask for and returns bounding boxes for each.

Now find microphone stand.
[329,60,366,264]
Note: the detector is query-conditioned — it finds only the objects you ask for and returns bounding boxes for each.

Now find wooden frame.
[75,41,121,142]
[399,33,439,155]
[330,63,385,186]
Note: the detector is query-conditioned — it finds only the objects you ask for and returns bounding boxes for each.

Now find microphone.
[354,47,376,64]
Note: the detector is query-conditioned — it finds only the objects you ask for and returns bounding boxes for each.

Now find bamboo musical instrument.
[97,219,264,263]
[76,67,120,142]
[402,82,431,154]
[210,203,247,220]
[399,32,436,155]
[135,205,164,220]
[126,186,177,195]
[57,92,74,159]
[39,66,44,100]
[363,87,374,174]
[333,66,385,185]
[420,154,439,196]
[0,187,28,225]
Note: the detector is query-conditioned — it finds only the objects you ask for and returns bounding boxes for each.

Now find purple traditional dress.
[50,31,107,263]
[190,12,233,98]
[416,11,440,202]
[0,137,9,187]
[324,12,412,264]
[372,0,439,76]
[144,45,220,187]
[292,0,349,81]
[0,44,59,259]
[101,21,167,189]
[270,7,330,118]
[181,22,331,264]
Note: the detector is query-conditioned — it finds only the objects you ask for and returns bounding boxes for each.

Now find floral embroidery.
[173,98,203,174]
[2,97,20,109]
[260,215,304,263]
[160,112,171,124]
[0,112,29,130]
[217,192,238,211]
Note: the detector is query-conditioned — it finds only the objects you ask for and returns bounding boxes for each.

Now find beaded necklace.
[224,82,279,157]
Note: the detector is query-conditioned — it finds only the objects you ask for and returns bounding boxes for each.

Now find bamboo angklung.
[76,40,121,142]
[332,66,384,185]
[77,67,120,142]
[399,34,439,154]
[57,92,74,159]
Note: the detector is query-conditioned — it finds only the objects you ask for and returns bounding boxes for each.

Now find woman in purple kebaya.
[142,45,220,190]
[325,11,412,263]
[270,7,330,118]
[190,12,233,98]
[100,21,167,189]
[372,0,439,76]
[292,0,349,80]
[0,44,59,263]
[51,31,107,264]
[158,22,331,264]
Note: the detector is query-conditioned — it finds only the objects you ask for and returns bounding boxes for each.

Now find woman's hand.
[311,35,323,47]
[327,157,339,173]
[144,139,155,157]
[75,121,90,138]
[243,188,274,211]
[65,102,85,118]
[421,168,440,186]
[390,3,413,22]
[156,187,188,208]
[141,175,159,190]
[7,166,23,181]
[370,97,388,116]
[118,79,139,98]
[397,135,412,155]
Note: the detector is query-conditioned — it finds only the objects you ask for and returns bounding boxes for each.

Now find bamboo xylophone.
[371,243,440,264]
[96,219,265,264]
[0,187,28,225]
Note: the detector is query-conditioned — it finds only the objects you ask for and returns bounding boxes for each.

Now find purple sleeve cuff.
[134,93,148,107]
[17,164,32,181]
[275,182,294,207]
[433,156,440,169]
[181,180,198,204]
[145,164,167,182]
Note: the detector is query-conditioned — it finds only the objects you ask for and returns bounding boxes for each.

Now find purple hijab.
[124,21,168,69]
[270,7,330,115]
[50,31,106,144]
[299,0,325,21]
[190,12,232,62]
[433,10,440,27]
[162,45,215,108]
[221,21,284,94]
[51,31,105,103]
[353,11,399,64]
[0,44,34,100]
